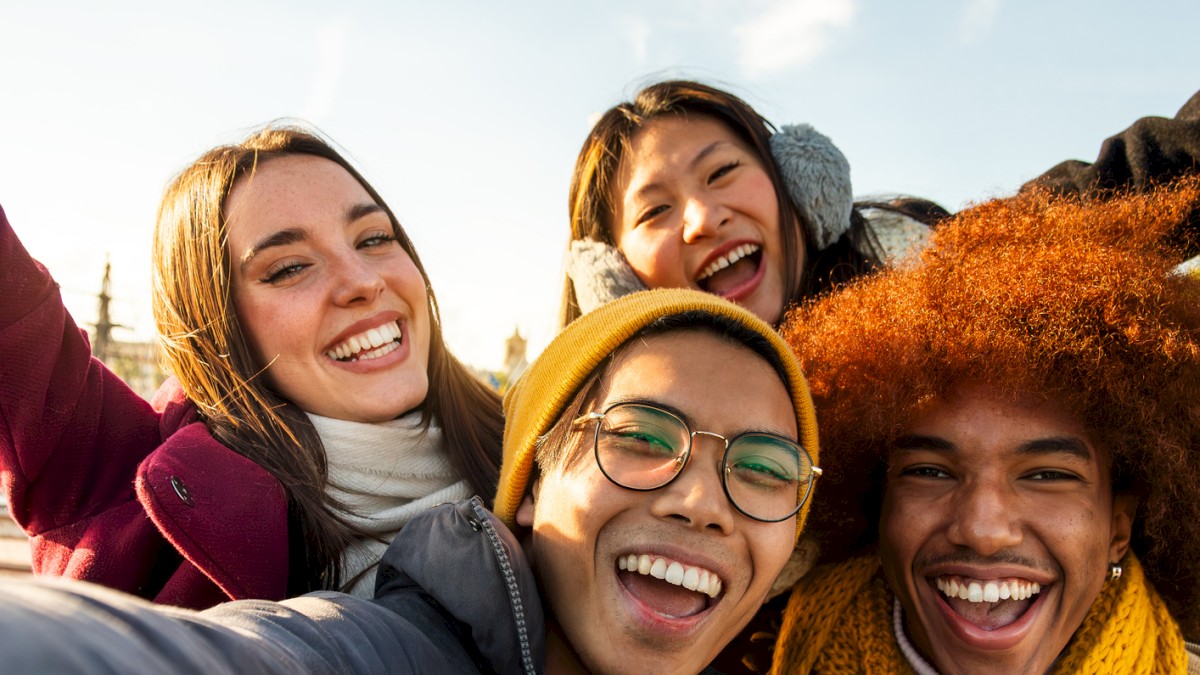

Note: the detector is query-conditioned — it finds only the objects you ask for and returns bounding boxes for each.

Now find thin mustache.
[916,549,1059,576]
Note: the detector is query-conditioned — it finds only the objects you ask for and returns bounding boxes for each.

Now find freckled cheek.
[235,294,307,366]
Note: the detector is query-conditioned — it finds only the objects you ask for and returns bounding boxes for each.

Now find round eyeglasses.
[575,402,821,523]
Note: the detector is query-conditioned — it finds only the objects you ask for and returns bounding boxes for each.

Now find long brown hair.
[562,79,879,327]
[152,125,502,593]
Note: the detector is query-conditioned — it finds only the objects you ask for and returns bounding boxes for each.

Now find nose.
[681,194,729,243]
[649,435,737,535]
[946,478,1022,556]
[330,252,386,306]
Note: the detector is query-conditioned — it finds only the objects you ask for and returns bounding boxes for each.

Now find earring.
[1108,562,1123,581]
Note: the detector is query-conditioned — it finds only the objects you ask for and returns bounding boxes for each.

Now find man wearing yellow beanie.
[0,288,820,675]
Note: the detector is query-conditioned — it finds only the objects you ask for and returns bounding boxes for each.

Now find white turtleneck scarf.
[306,411,472,597]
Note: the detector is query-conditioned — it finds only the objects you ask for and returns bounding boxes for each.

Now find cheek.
[231,288,273,361]
[389,255,430,302]
[880,491,927,561]
[232,285,309,369]
[753,525,798,582]
[614,228,683,287]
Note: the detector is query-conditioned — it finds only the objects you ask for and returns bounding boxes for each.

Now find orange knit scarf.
[770,554,1186,674]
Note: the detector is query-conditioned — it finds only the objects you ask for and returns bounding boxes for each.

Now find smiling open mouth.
[696,244,762,296]
[617,554,723,619]
[933,576,1043,630]
[325,321,402,362]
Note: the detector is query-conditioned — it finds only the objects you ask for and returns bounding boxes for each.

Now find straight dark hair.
[563,79,882,326]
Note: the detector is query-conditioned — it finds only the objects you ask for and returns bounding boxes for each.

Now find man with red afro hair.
[768,179,1200,673]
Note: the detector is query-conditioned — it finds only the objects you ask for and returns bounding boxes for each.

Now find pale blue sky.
[1,0,1196,369]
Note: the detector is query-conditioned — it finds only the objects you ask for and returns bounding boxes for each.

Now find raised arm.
[0,578,439,675]
[0,205,161,538]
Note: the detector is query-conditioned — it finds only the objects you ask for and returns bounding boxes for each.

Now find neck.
[544,620,587,675]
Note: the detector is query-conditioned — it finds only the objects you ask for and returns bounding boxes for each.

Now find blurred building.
[89,259,165,401]
[471,326,530,393]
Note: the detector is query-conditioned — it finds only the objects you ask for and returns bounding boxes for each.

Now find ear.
[1108,494,1137,562]
[515,478,540,528]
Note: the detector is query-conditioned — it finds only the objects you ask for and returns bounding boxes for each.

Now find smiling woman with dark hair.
[561,79,948,328]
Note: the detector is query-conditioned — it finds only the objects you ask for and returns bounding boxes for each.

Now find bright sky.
[2,1,1196,372]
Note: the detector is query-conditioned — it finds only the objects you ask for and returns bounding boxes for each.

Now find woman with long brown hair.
[0,125,502,608]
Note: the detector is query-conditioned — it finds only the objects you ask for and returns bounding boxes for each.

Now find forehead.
[224,155,371,241]
[896,386,1103,468]
[598,330,797,438]
[615,115,758,195]
[626,114,747,158]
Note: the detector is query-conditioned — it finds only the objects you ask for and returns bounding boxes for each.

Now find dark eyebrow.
[892,434,956,453]
[238,201,385,272]
[891,434,1093,463]
[348,202,385,222]
[629,140,733,204]
[1017,437,1093,462]
[240,228,307,272]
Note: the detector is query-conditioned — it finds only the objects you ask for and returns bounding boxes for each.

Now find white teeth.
[697,244,761,281]
[935,576,1045,604]
[650,559,667,580]
[618,554,723,599]
[326,322,402,361]
[665,562,684,585]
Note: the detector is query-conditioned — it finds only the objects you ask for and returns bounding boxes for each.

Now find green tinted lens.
[725,434,812,521]
[595,404,688,489]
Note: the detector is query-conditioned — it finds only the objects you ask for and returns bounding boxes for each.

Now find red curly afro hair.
[782,177,1200,634]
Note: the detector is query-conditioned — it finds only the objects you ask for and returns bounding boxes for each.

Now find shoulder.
[375,499,544,674]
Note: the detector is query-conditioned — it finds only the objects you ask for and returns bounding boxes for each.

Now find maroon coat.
[0,205,289,609]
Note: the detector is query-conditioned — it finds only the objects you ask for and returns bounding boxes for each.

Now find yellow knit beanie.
[493,288,820,540]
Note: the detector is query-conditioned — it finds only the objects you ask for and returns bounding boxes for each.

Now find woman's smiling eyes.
[636,204,670,226]
[262,260,310,284]
[707,160,742,185]
[632,159,746,227]
[258,230,398,285]
[357,231,398,249]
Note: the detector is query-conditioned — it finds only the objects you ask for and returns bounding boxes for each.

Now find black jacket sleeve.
[1023,90,1200,256]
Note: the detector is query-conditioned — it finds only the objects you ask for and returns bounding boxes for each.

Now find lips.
[617,552,723,619]
[695,242,764,299]
[325,320,402,362]
[934,576,1042,631]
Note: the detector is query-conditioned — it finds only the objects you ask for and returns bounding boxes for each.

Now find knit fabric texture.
[769,123,853,250]
[770,553,1187,675]
[307,411,471,597]
[565,239,648,315]
[492,288,820,540]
